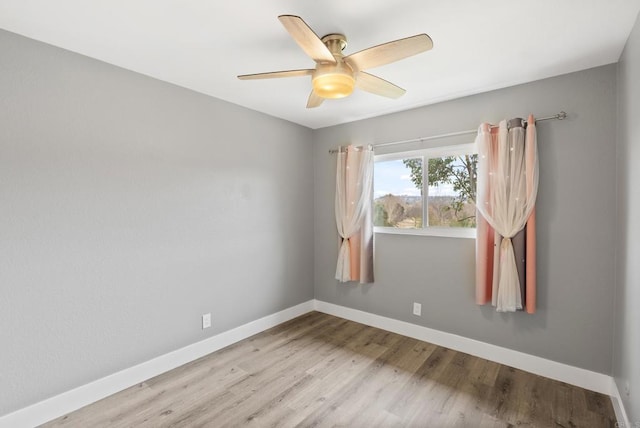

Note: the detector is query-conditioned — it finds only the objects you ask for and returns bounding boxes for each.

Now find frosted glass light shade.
[312,72,355,98]
[312,62,355,99]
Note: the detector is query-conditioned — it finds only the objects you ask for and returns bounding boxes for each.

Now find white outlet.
[413,302,422,316]
[625,381,630,397]
[202,313,211,329]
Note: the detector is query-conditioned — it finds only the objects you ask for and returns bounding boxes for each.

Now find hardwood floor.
[41,312,616,427]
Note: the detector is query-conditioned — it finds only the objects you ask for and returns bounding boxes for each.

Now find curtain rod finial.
[557,111,567,120]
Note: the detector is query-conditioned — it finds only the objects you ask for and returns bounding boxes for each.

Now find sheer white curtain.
[335,145,374,283]
[476,118,538,311]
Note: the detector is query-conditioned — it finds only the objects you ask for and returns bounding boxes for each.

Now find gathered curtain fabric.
[335,145,374,283]
[475,115,538,312]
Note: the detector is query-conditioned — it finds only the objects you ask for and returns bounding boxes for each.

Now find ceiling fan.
[237,15,433,108]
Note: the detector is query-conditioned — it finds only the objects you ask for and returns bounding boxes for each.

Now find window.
[373,143,477,238]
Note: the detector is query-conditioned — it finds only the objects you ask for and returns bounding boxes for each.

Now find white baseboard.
[0,300,315,428]
[611,378,631,428]
[313,300,613,396]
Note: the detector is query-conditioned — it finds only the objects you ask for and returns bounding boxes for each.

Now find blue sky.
[374,159,456,198]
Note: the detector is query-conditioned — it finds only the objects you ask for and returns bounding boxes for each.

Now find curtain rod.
[328,111,567,154]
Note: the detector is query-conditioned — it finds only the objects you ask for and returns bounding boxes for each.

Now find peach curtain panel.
[475,115,538,313]
[335,145,374,283]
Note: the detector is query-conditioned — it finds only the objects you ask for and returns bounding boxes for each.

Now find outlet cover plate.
[202,313,212,329]
[413,302,422,316]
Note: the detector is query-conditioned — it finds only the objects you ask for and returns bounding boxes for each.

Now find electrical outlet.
[202,313,211,329]
[625,381,631,397]
[413,302,422,316]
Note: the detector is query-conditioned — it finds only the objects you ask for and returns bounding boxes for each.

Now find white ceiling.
[1,1,639,129]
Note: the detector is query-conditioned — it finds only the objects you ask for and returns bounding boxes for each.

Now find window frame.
[373,142,477,239]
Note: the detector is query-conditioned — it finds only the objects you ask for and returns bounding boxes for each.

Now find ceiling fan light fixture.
[312,64,355,99]
[238,16,434,107]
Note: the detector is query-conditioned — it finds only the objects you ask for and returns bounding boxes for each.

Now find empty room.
[1,1,639,427]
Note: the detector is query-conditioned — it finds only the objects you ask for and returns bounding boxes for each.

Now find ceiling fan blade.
[356,72,406,99]
[306,90,324,108]
[237,69,314,80]
[345,34,433,72]
[278,15,336,64]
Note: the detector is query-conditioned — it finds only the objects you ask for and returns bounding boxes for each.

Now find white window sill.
[374,226,476,239]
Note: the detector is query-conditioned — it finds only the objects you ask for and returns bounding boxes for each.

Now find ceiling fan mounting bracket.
[321,34,347,52]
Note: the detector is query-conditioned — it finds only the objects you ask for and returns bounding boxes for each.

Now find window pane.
[427,154,478,228]
[373,158,423,228]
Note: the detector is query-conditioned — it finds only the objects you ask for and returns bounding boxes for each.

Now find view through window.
[373,144,478,230]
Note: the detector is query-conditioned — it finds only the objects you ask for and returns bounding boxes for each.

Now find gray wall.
[615,10,640,423]
[314,65,617,374]
[0,30,314,416]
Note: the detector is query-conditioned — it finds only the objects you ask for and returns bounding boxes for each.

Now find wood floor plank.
[386,345,458,420]
[304,338,428,426]
[41,312,617,428]
[43,382,155,428]
[126,365,248,426]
